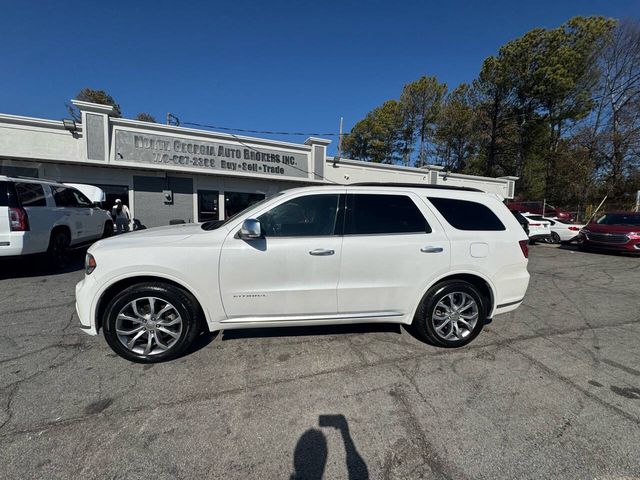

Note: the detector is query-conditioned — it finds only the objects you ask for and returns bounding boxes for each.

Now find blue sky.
[1,0,638,154]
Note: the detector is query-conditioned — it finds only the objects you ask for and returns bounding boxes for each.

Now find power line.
[180,120,350,137]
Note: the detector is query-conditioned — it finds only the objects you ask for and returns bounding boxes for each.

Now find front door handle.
[309,249,335,256]
[420,246,443,253]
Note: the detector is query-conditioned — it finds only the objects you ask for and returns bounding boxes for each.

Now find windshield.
[595,213,640,226]
[200,193,283,231]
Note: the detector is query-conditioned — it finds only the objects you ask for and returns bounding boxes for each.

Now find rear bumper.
[529,234,551,242]
[0,233,25,257]
[491,263,530,318]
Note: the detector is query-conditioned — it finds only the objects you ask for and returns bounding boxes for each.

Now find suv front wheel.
[413,280,486,348]
[102,282,203,363]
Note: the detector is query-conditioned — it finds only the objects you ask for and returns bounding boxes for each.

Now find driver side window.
[258,194,340,237]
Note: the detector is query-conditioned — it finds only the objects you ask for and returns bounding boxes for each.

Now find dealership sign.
[113,130,309,179]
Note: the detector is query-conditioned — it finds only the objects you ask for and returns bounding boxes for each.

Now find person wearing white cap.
[111,199,131,233]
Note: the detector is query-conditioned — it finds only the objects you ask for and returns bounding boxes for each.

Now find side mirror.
[239,218,262,239]
[92,201,102,208]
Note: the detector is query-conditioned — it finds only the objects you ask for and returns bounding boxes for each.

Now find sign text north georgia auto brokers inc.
[114,131,308,178]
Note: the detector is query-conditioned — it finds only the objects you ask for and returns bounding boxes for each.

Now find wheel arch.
[50,224,71,240]
[94,274,210,334]
[412,272,496,321]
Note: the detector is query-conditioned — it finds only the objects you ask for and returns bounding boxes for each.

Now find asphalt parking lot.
[1,245,639,479]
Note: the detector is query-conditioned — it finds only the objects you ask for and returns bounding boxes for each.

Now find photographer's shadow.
[290,414,369,480]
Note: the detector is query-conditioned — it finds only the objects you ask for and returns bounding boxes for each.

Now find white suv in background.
[0,176,113,266]
[76,183,530,363]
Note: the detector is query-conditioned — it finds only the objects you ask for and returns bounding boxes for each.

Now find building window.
[197,190,219,222]
[224,191,266,219]
[93,184,129,211]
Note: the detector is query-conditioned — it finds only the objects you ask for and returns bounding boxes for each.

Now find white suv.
[0,176,113,266]
[76,184,530,362]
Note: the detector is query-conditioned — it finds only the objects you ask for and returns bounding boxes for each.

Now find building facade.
[0,101,517,227]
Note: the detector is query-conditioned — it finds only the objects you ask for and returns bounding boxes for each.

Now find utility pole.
[337,117,344,160]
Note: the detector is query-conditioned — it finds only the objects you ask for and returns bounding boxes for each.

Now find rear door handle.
[309,249,335,256]
[420,246,443,253]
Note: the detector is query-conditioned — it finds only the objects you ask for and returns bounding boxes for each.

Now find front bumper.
[75,274,100,335]
[578,234,640,253]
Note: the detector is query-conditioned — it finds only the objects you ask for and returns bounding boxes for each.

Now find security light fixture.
[62,119,77,133]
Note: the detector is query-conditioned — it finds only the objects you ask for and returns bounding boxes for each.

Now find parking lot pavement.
[1,246,639,479]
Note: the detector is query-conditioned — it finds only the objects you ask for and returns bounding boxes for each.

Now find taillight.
[519,240,529,258]
[8,207,29,231]
[568,226,580,231]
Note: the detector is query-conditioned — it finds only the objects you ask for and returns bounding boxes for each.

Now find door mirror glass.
[240,218,262,239]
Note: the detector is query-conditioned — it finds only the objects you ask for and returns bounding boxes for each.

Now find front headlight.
[85,253,97,275]
[628,232,640,240]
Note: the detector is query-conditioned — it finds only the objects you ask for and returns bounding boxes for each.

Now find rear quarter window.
[428,197,505,231]
[15,183,47,207]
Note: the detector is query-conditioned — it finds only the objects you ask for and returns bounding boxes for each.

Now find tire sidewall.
[416,281,486,348]
[103,284,197,363]
[48,230,70,268]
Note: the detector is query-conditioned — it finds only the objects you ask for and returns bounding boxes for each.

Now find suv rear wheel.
[413,280,486,348]
[102,221,114,238]
[47,230,70,268]
[102,282,203,363]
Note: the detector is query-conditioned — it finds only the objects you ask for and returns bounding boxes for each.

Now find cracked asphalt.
[1,245,639,479]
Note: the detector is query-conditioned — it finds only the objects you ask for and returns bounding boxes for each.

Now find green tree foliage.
[344,15,640,210]
[66,88,122,121]
[400,76,448,167]
[135,112,157,123]
[342,100,404,164]
[435,84,478,171]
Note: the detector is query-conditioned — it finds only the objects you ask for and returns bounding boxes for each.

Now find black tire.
[549,232,561,244]
[47,230,71,269]
[412,280,486,348]
[102,282,203,363]
[102,221,114,238]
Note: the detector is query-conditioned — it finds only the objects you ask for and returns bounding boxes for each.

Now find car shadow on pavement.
[221,323,401,341]
[290,414,369,480]
[0,249,86,279]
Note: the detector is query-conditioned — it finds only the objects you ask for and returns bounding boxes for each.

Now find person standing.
[112,199,131,233]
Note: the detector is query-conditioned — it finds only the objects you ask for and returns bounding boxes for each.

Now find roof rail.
[347,182,482,192]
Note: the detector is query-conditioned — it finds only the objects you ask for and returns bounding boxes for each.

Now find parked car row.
[0,175,113,266]
[508,202,640,254]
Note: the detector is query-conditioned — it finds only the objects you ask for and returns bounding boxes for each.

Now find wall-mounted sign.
[113,130,310,179]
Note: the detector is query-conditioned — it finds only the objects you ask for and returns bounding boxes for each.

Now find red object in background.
[578,212,640,253]
[507,201,573,221]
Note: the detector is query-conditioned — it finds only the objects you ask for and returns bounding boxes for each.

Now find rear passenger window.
[428,197,505,231]
[345,194,431,235]
[16,183,46,207]
[51,187,78,207]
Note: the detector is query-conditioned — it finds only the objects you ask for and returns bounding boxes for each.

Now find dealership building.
[0,100,517,227]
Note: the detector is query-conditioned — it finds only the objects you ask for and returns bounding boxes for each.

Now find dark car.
[507,201,573,221]
[578,212,640,254]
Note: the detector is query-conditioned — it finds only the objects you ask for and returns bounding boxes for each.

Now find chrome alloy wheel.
[115,297,183,356]
[432,292,479,341]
